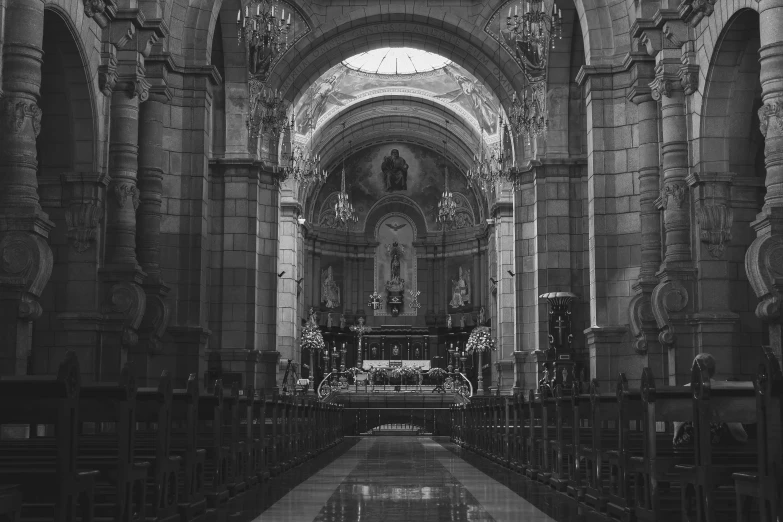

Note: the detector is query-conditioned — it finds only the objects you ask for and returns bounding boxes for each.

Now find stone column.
[628,58,665,373]
[425,252,436,324]
[355,249,366,317]
[0,0,53,375]
[276,201,301,370]
[133,76,172,385]
[472,245,482,318]
[746,0,783,362]
[343,256,353,323]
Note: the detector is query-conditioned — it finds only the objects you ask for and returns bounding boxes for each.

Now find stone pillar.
[628,58,665,374]
[425,252,437,324]
[649,47,697,385]
[312,252,321,311]
[276,201,301,371]
[746,0,783,362]
[134,79,172,385]
[356,250,366,317]
[0,0,53,375]
[343,256,353,323]
[99,21,160,382]
[493,187,516,391]
[472,245,482,318]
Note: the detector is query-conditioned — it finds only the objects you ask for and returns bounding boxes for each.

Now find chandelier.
[505,0,562,67]
[333,125,357,227]
[437,139,457,225]
[508,81,548,143]
[468,124,512,189]
[237,1,292,62]
[280,123,327,187]
[246,79,289,139]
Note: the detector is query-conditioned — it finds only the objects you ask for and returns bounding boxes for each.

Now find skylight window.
[343,48,451,75]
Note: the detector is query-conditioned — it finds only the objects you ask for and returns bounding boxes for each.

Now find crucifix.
[349,317,373,369]
[554,315,567,347]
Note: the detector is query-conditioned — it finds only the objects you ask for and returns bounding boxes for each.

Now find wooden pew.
[632,367,693,522]
[266,395,282,477]
[549,385,575,491]
[250,393,269,484]
[0,485,22,521]
[133,372,183,522]
[524,390,544,480]
[566,380,592,501]
[220,384,246,522]
[0,351,99,522]
[535,388,556,485]
[734,348,782,522]
[509,396,527,474]
[677,358,757,522]
[238,386,259,516]
[196,380,229,519]
[583,379,619,513]
[77,365,148,521]
[170,374,210,522]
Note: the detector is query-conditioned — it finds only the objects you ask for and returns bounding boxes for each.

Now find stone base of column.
[164,325,210,389]
[57,312,102,381]
[515,350,545,392]
[585,325,634,387]
[220,348,260,390]
[691,312,741,378]
[495,359,514,394]
[258,350,281,394]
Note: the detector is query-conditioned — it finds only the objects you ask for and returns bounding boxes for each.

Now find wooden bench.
[524,390,544,480]
[0,351,99,522]
[220,384,245,522]
[509,396,528,474]
[677,359,758,522]
[133,372,182,522]
[77,365,148,521]
[237,387,259,516]
[250,393,269,484]
[734,347,782,522]
[633,367,693,522]
[583,379,619,513]
[195,381,229,519]
[549,385,575,491]
[566,381,592,501]
[170,374,210,522]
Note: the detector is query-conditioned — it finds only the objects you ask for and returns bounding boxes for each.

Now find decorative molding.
[696,204,733,258]
[660,182,686,210]
[18,297,43,321]
[678,0,717,27]
[679,64,699,96]
[3,100,42,137]
[0,231,54,297]
[142,294,170,355]
[628,292,656,354]
[65,203,103,253]
[651,279,689,346]
[111,182,140,210]
[108,281,146,347]
[649,77,673,100]
[759,101,783,138]
[83,0,118,28]
[745,217,783,323]
[99,45,118,96]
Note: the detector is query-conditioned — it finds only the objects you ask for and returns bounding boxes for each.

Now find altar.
[361,360,431,371]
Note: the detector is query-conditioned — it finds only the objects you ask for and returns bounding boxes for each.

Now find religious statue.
[478,306,485,326]
[321,266,341,309]
[449,266,471,308]
[385,241,406,293]
[339,314,346,329]
[447,314,453,328]
[371,345,378,358]
[414,346,420,358]
[381,149,409,192]
[460,314,466,328]
[327,313,333,328]
[392,344,400,357]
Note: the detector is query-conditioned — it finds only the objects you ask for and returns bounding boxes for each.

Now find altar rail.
[0,352,345,522]
[450,350,781,522]
[317,371,473,400]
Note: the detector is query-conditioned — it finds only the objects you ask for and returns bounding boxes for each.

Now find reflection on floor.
[254,436,606,522]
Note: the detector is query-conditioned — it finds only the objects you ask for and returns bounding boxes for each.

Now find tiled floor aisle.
[255,437,557,522]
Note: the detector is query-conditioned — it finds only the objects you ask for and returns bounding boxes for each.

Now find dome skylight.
[343,48,451,75]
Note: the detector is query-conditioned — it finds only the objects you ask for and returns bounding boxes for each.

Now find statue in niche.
[339,314,346,329]
[392,344,400,358]
[385,241,405,292]
[327,313,333,328]
[449,267,471,308]
[460,314,467,328]
[381,149,409,192]
[478,306,485,326]
[371,345,378,359]
[447,314,453,329]
[414,346,420,359]
[321,266,341,309]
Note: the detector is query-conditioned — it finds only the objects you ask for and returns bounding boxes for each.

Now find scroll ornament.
[109,281,146,347]
[696,204,733,258]
[651,279,689,346]
[745,233,783,323]
[0,231,54,297]
[679,0,717,26]
[628,293,656,354]
[4,100,42,137]
[142,295,170,355]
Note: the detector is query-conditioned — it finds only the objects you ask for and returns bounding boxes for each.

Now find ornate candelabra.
[538,291,579,391]
[349,317,372,369]
[437,135,457,224]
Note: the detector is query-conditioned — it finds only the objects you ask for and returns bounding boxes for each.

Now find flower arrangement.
[345,367,362,376]
[299,319,325,351]
[389,367,402,379]
[428,367,447,379]
[465,326,496,354]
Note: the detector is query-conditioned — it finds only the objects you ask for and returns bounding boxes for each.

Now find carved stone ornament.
[649,77,673,101]
[18,297,43,321]
[0,232,54,297]
[696,204,733,258]
[651,279,689,346]
[99,47,118,96]
[4,100,42,137]
[628,293,656,354]
[83,0,116,28]
[112,182,140,210]
[679,65,699,96]
[745,231,783,322]
[109,281,146,347]
[661,183,686,210]
[143,294,171,355]
[758,101,783,138]
[65,203,103,253]
[679,0,717,27]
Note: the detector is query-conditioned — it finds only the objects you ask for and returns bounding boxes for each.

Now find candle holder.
[539,291,579,390]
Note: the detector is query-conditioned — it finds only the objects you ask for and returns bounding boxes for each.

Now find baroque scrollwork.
[99,46,118,96]
[652,279,689,346]
[0,232,54,297]
[3,100,42,137]
[112,182,140,210]
[628,292,656,354]
[696,204,733,258]
[649,77,673,101]
[65,203,104,253]
[108,282,146,347]
[745,232,783,323]
[142,295,171,355]
[758,101,783,138]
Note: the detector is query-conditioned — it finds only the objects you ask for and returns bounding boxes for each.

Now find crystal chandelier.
[505,0,562,68]
[437,138,457,225]
[237,1,292,64]
[246,79,289,138]
[508,80,548,143]
[280,122,327,187]
[468,124,511,189]
[333,125,357,227]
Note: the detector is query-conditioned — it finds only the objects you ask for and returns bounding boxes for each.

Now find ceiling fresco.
[312,142,479,233]
[294,56,502,139]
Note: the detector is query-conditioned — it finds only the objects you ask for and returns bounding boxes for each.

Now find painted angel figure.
[436,65,497,134]
[295,67,354,133]
[449,266,471,308]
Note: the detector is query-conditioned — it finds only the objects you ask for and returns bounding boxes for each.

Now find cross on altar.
[554,315,567,346]
[349,317,373,368]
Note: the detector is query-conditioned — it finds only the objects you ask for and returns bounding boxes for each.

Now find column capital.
[83,0,119,29]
